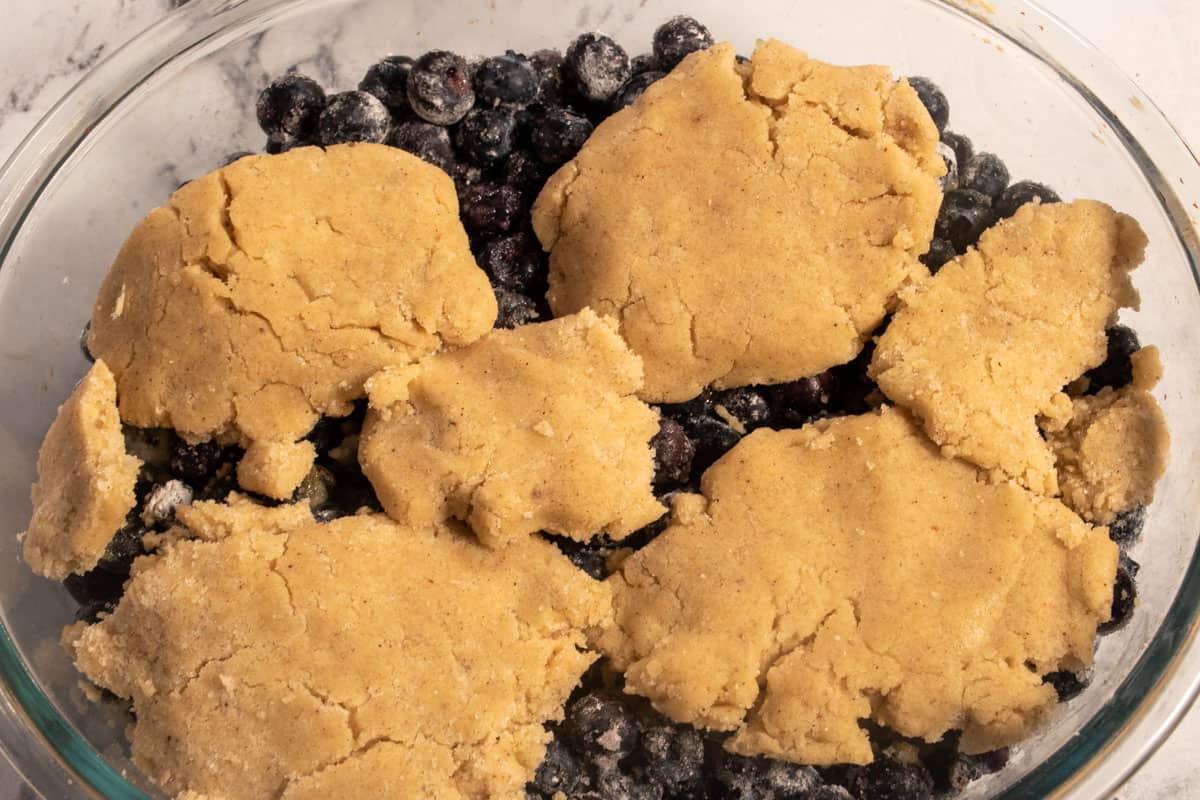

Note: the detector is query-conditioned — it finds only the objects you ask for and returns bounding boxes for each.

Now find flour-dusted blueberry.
[1044,668,1092,702]
[493,287,540,329]
[168,438,226,486]
[565,33,631,104]
[387,120,455,171]
[687,415,742,473]
[921,237,957,273]
[935,188,994,252]
[712,751,820,800]
[481,231,544,293]
[295,465,334,511]
[317,91,391,145]
[906,76,949,132]
[97,516,147,576]
[1084,324,1140,392]
[503,149,553,198]
[358,55,414,113]
[455,108,519,166]
[630,53,658,75]
[564,692,640,758]
[63,568,126,620]
[849,758,934,800]
[959,152,1010,198]
[806,787,855,800]
[936,140,958,191]
[529,48,566,106]
[407,50,476,125]
[595,769,664,800]
[770,371,839,426]
[531,737,591,796]
[614,70,666,109]
[474,51,539,107]
[196,465,239,503]
[1099,555,1139,634]
[940,130,974,169]
[713,387,772,431]
[1108,504,1146,547]
[640,724,705,793]
[256,73,326,143]
[460,181,524,238]
[652,15,715,70]
[531,107,594,165]
[662,389,715,426]
[994,179,1061,219]
[651,417,695,487]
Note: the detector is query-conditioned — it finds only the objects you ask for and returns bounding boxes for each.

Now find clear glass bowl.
[0,0,1197,797]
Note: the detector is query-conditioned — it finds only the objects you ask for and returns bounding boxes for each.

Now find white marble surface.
[0,0,1197,798]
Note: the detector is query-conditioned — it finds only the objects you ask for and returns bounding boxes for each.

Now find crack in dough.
[532,40,944,403]
[597,408,1116,764]
[88,143,497,447]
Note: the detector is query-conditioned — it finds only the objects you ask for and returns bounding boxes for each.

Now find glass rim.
[0,0,1196,797]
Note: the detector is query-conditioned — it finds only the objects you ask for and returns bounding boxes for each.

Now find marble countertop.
[0,0,1197,797]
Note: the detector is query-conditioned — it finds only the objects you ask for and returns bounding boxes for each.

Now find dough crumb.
[23,360,142,580]
[598,408,1116,764]
[237,439,317,500]
[360,308,664,548]
[870,200,1145,493]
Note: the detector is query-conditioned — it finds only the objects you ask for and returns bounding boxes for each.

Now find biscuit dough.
[870,200,1145,494]
[360,309,664,548]
[1049,348,1169,524]
[236,439,317,500]
[88,143,497,447]
[66,497,610,800]
[597,408,1116,764]
[23,360,142,580]
[532,40,944,403]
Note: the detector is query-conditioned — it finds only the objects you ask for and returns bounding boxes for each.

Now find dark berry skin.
[168,438,226,486]
[256,73,326,142]
[849,758,934,800]
[530,737,590,796]
[1084,324,1140,392]
[1108,504,1146,547]
[595,769,664,800]
[959,152,1010,198]
[460,181,524,238]
[652,16,715,70]
[940,130,974,168]
[906,76,949,132]
[651,417,695,487]
[640,724,704,793]
[935,141,958,192]
[316,91,391,145]
[529,49,566,106]
[565,33,631,104]
[994,180,1061,219]
[531,107,594,165]
[503,149,553,199]
[686,415,742,473]
[712,751,819,800]
[493,288,540,329]
[455,108,519,166]
[712,387,772,430]
[80,321,94,362]
[935,188,994,252]
[770,372,839,426]
[474,52,539,107]
[615,71,665,109]
[920,237,957,273]
[630,53,658,75]
[407,50,476,125]
[96,517,147,577]
[563,692,639,758]
[1099,556,1139,634]
[481,232,544,293]
[358,55,414,113]
[1044,669,1091,702]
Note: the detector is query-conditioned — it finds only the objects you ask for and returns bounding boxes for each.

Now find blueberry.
[316,91,391,145]
[936,141,958,191]
[264,137,297,155]
[460,181,524,238]
[1098,556,1138,634]
[473,52,539,107]
[358,55,414,113]
[452,162,487,197]
[295,465,334,511]
[615,70,666,109]
[531,107,594,165]
[531,738,590,796]
[935,188,994,252]
[529,49,566,106]
[481,232,544,293]
[256,73,326,143]
[493,288,540,329]
[80,321,94,363]
[196,465,239,503]
[63,569,126,617]
[455,108,519,167]
[687,415,742,473]
[305,416,344,454]
[1044,669,1091,702]
[565,33,631,104]
[407,50,476,125]
[1108,505,1146,547]
[386,121,455,170]
[959,152,1009,198]
[940,130,974,170]
[595,769,664,800]
[630,53,658,75]
[563,692,639,758]
[652,16,714,70]
[906,77,949,132]
[651,417,695,487]
[770,372,839,426]
[805,788,855,800]
[849,758,934,800]
[97,517,147,576]
[503,149,553,198]
[920,237,957,273]
[551,537,612,580]
[168,438,226,485]
[640,724,704,793]
[662,389,715,425]
[713,752,820,800]
[1084,324,1140,392]
[994,180,1061,219]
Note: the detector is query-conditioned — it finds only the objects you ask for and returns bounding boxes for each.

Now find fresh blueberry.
[1044,669,1091,702]
[849,758,934,800]
[388,120,455,171]
[959,152,1010,198]
[63,569,126,620]
[168,438,226,486]
[935,188,994,252]
[770,372,839,426]
[358,55,414,113]
[455,108,519,166]
[936,141,958,191]
[1108,505,1146,547]
[481,231,544,293]
[1084,324,1140,392]
[565,33,631,104]
[531,107,594,165]
[662,389,715,425]
[474,52,539,107]
[316,91,391,145]
[906,76,949,132]
[713,751,820,800]
[503,149,553,198]
[614,70,665,109]
[630,53,658,75]
[407,50,476,125]
[256,73,326,143]
[594,769,664,800]
[531,737,590,796]
[713,387,771,431]
[563,692,640,758]
[652,16,714,70]
[1098,556,1139,634]
[651,417,696,487]
[994,180,1061,219]
[640,724,704,793]
[452,161,487,198]
[940,130,974,170]
[460,181,524,238]
[687,415,742,473]
[493,288,540,329]
[96,516,147,576]
[529,49,566,106]
[921,237,957,273]
[80,321,94,363]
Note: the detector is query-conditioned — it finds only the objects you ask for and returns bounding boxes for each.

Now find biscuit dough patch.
[533,40,944,402]
[870,200,1145,493]
[23,360,142,579]
[360,309,664,548]
[67,497,609,800]
[88,143,497,447]
[236,439,317,500]
[598,408,1116,764]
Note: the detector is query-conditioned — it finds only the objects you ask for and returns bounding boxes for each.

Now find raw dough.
[23,360,142,580]
[66,497,610,800]
[533,40,944,403]
[236,439,317,500]
[1049,347,1169,524]
[360,309,664,548]
[870,200,1145,494]
[88,143,497,448]
[597,408,1116,764]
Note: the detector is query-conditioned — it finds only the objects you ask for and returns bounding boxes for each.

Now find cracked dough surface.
[869,200,1146,494]
[532,40,944,403]
[66,497,609,800]
[1049,348,1169,524]
[87,143,497,446]
[597,408,1116,764]
[23,360,142,579]
[360,309,664,548]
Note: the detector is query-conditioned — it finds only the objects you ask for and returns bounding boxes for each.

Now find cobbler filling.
[64,15,1148,799]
